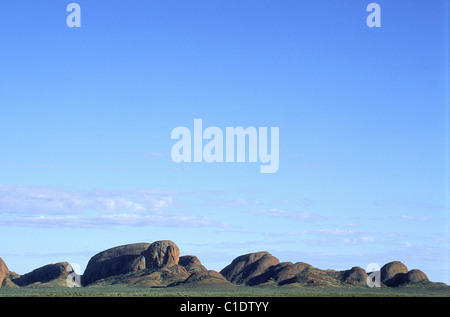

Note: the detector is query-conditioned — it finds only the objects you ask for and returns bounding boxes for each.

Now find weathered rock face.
[406,269,429,283]
[341,266,369,286]
[246,261,311,286]
[82,242,151,286]
[82,240,181,286]
[219,250,437,288]
[4,240,440,289]
[2,272,20,288]
[183,270,229,285]
[220,251,280,285]
[272,262,310,284]
[143,240,180,269]
[88,243,151,264]
[179,255,207,273]
[12,262,70,286]
[0,257,8,288]
[381,261,409,286]
[284,265,342,287]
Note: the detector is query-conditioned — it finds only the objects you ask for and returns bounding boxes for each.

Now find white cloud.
[0,185,173,215]
[143,152,165,158]
[201,197,260,209]
[313,228,378,245]
[0,185,230,229]
[0,213,226,229]
[288,230,307,235]
[374,200,449,211]
[400,214,429,222]
[249,208,324,222]
[317,228,354,235]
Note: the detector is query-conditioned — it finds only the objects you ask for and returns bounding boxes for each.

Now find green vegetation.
[1,283,448,297]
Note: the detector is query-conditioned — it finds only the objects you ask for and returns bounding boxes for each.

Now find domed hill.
[82,240,219,287]
[380,261,430,287]
[179,255,207,273]
[9,262,74,287]
[406,269,429,283]
[1,242,440,289]
[82,240,183,286]
[340,267,369,286]
[220,252,346,287]
[220,253,432,288]
[1,271,20,288]
[381,261,409,286]
[0,257,8,288]
[82,242,151,286]
[178,270,229,286]
[220,251,280,285]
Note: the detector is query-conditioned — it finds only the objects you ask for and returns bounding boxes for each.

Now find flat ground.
[0,283,449,297]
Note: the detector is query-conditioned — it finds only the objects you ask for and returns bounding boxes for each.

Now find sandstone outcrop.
[219,253,433,288]
[82,242,151,286]
[379,262,430,287]
[182,270,228,285]
[270,262,311,284]
[341,266,368,286]
[220,252,344,287]
[380,261,409,287]
[0,257,8,288]
[179,255,207,273]
[1,242,442,289]
[220,251,280,285]
[11,262,71,286]
[405,269,429,283]
[81,240,206,286]
[143,240,180,268]
[82,240,182,286]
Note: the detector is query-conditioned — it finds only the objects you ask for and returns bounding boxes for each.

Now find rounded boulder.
[82,242,151,286]
[0,257,8,288]
[143,240,180,269]
[406,269,429,283]
[220,251,280,285]
[342,266,369,286]
[183,270,228,285]
[381,261,408,286]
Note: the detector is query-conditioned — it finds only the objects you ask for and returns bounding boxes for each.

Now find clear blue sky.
[0,0,449,285]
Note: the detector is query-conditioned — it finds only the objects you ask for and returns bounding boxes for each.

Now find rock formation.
[11,262,71,287]
[82,242,151,286]
[220,251,280,285]
[378,262,430,287]
[179,255,207,273]
[182,270,228,285]
[0,241,441,289]
[220,252,343,287]
[82,240,183,286]
[380,261,409,287]
[269,262,311,284]
[405,269,429,283]
[219,253,432,288]
[341,266,369,286]
[0,257,8,288]
[81,240,219,287]
[143,240,180,268]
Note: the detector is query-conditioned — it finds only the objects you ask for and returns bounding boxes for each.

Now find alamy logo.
[66,263,82,287]
[366,263,381,288]
[66,3,81,28]
[171,119,279,173]
[366,3,381,28]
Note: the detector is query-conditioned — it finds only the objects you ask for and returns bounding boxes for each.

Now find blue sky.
[0,0,449,285]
